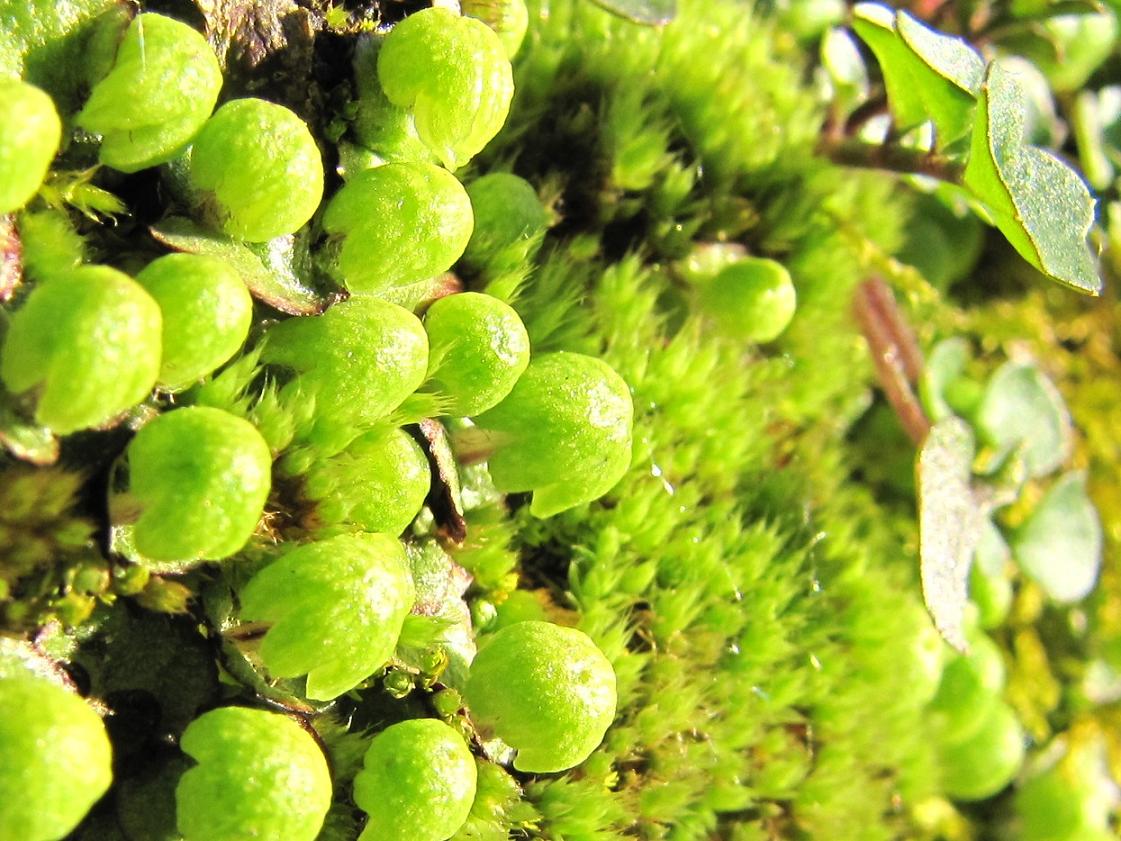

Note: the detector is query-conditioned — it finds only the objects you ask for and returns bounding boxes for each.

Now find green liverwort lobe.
[189,98,324,242]
[120,406,272,567]
[0,79,61,213]
[465,620,617,773]
[350,36,437,166]
[322,161,473,294]
[301,427,431,535]
[177,706,332,841]
[1,265,161,434]
[354,719,477,841]
[135,253,253,391]
[77,13,222,173]
[463,172,549,271]
[261,297,429,435]
[473,352,634,517]
[378,7,514,169]
[423,292,531,417]
[0,676,113,841]
[698,257,797,342]
[239,533,415,700]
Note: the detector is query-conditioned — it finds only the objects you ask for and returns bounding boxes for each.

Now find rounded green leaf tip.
[322,161,473,293]
[0,265,161,434]
[261,298,429,430]
[698,257,797,343]
[0,79,61,213]
[423,292,531,417]
[135,253,253,391]
[354,719,477,841]
[77,13,222,173]
[176,706,332,841]
[239,532,416,700]
[0,676,112,841]
[189,98,324,242]
[303,427,430,534]
[464,620,617,773]
[473,351,634,517]
[938,701,1025,801]
[463,172,549,270]
[121,406,272,567]
[378,7,514,170]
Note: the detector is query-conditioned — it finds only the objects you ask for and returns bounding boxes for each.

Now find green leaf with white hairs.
[964,62,1101,294]
[851,4,983,147]
[917,417,986,651]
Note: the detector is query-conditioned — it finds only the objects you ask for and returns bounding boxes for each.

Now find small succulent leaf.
[851,4,981,146]
[821,28,870,115]
[964,62,1101,294]
[919,337,971,423]
[1072,88,1118,191]
[1011,471,1102,603]
[586,0,676,25]
[975,361,1072,478]
[150,218,343,316]
[917,417,986,651]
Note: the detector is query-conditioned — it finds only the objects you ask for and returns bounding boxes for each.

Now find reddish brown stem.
[853,278,932,446]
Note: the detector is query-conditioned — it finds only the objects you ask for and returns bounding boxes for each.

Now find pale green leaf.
[919,337,970,422]
[917,417,986,651]
[964,62,1101,294]
[975,361,1072,478]
[1011,472,1102,603]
